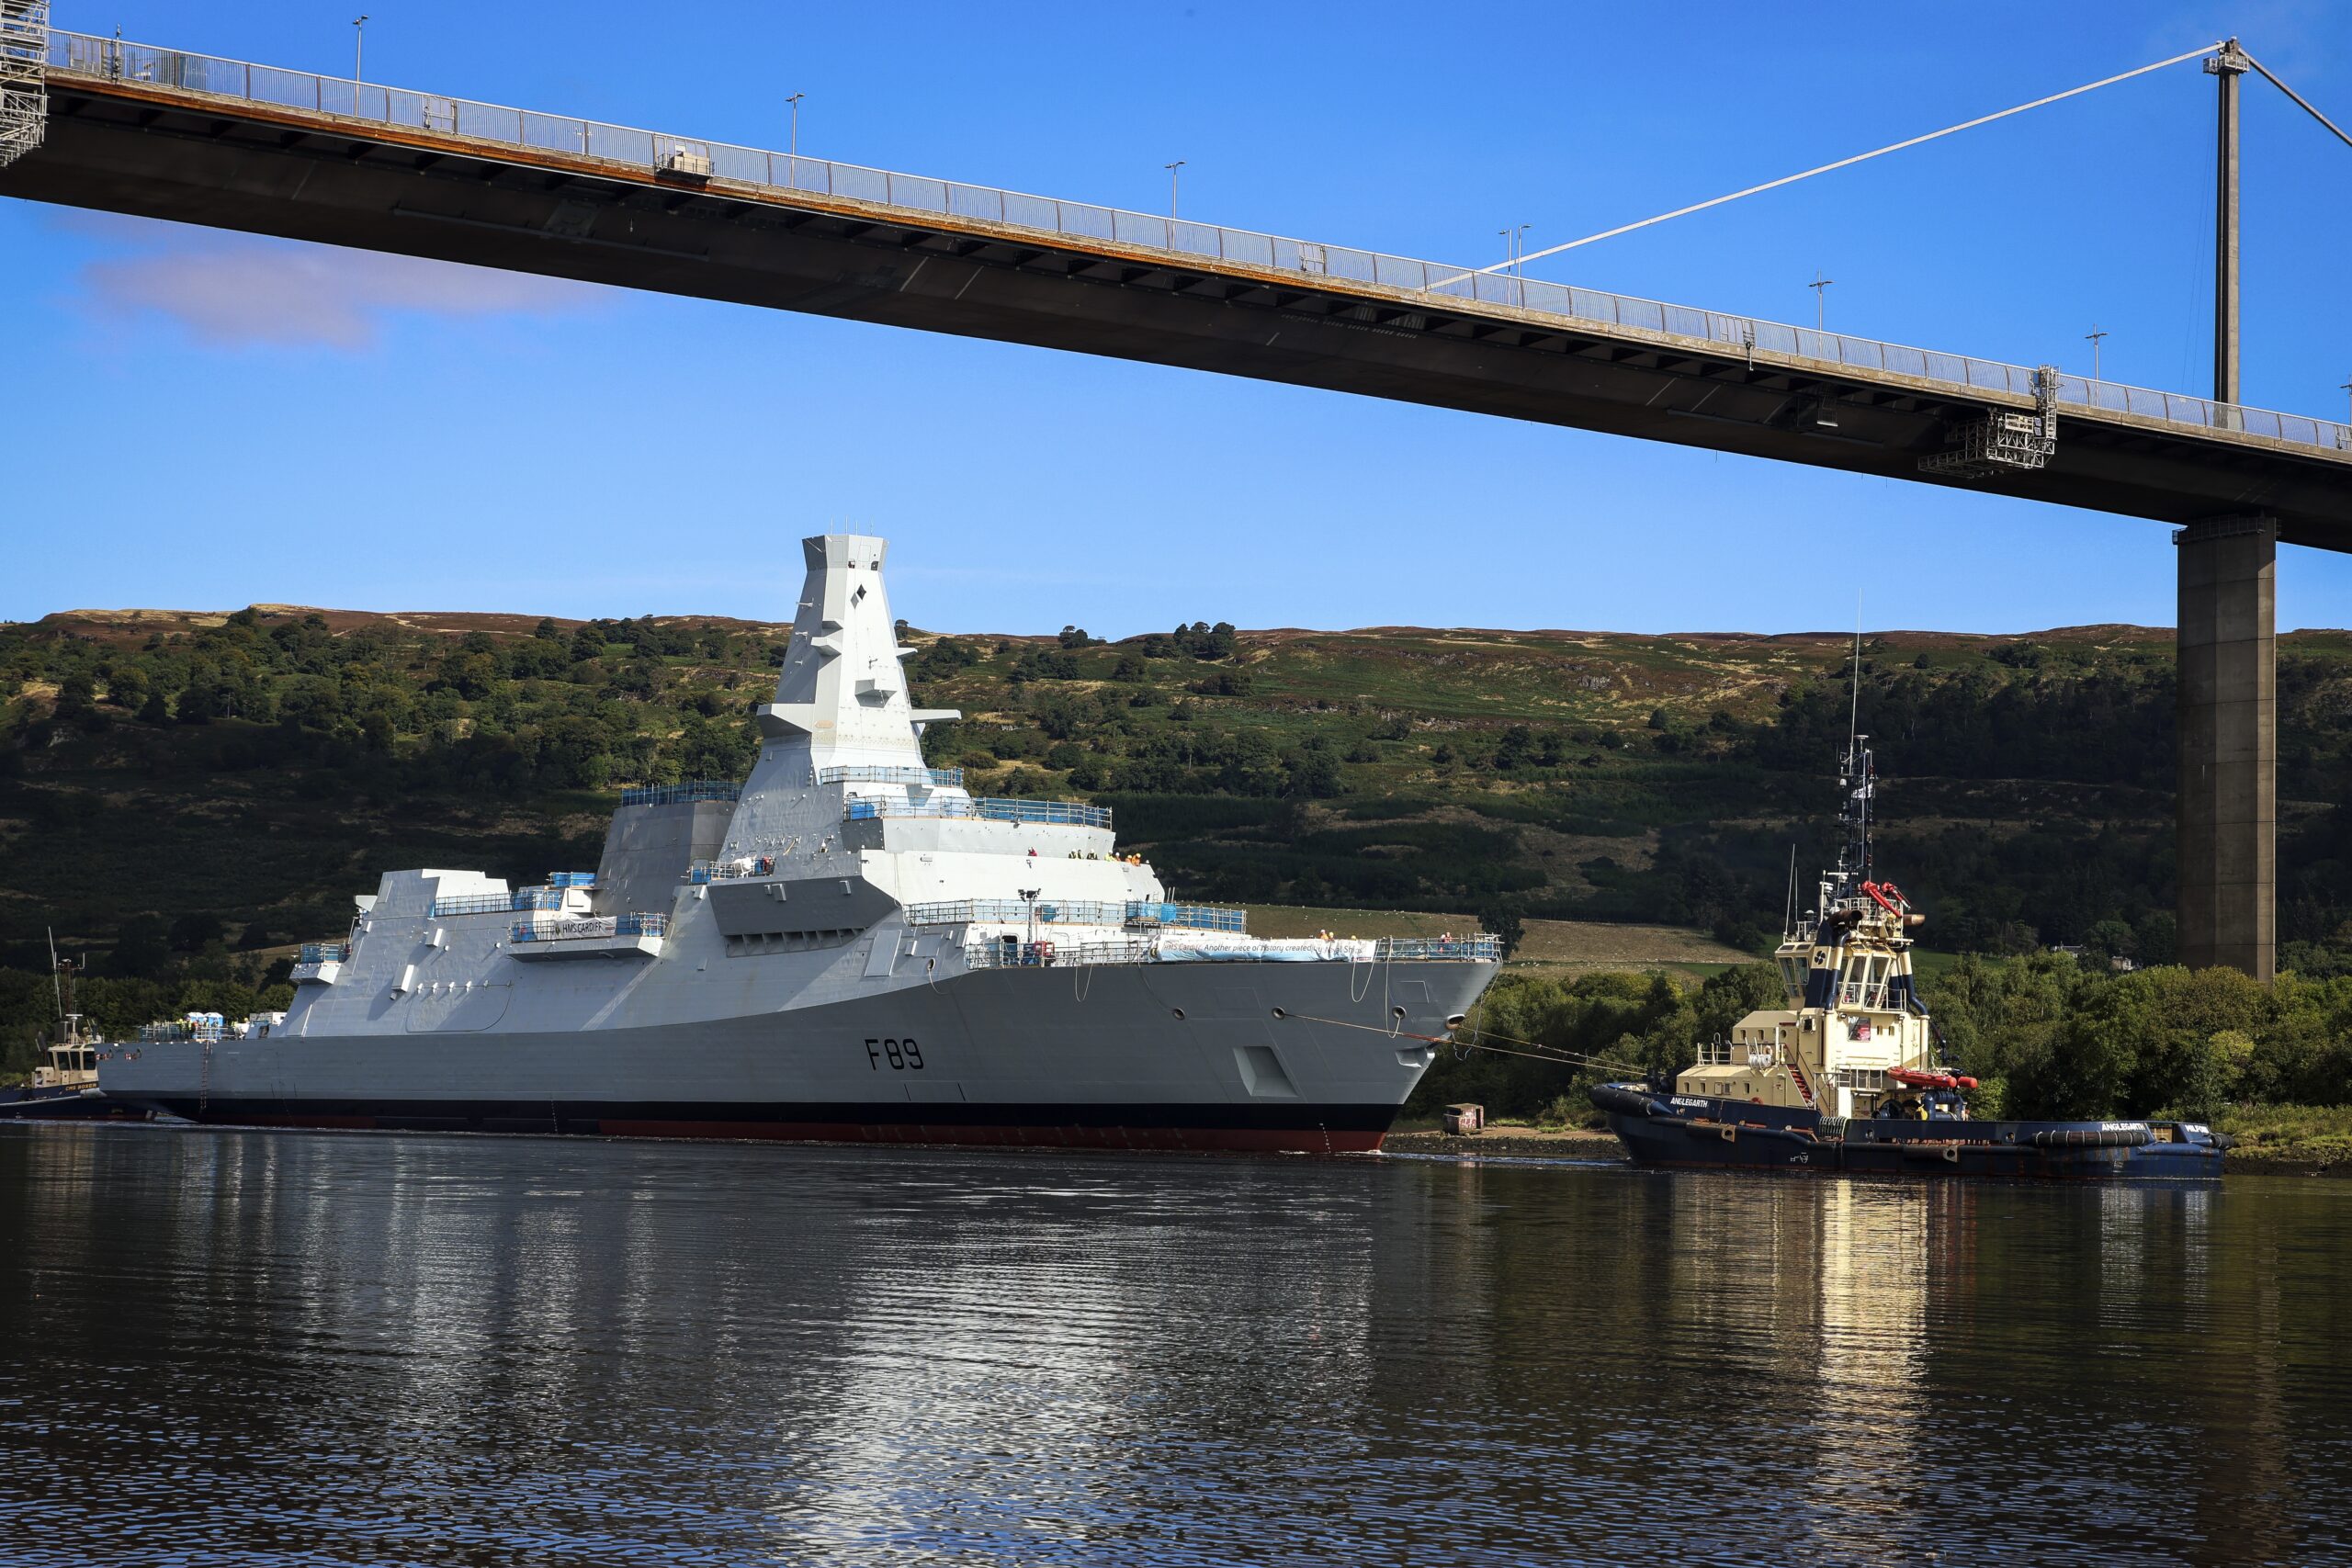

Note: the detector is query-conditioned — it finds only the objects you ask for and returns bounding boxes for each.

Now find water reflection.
[2,1127,2348,1566]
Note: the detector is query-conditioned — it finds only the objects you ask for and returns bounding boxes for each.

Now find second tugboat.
[1593,737,2227,1181]
[0,942,148,1123]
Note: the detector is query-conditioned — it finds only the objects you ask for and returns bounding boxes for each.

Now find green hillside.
[3,604,2349,1075]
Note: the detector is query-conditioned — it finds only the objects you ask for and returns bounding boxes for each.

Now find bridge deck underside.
[4,77,2348,549]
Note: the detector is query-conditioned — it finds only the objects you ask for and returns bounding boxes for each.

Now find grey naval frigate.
[103,536,1499,1152]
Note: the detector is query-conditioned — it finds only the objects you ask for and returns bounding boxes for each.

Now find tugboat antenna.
[1841,602,1871,892]
[1783,844,1798,938]
[46,926,80,1046]
[1847,600,1864,761]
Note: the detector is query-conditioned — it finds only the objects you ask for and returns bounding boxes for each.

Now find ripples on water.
[3,1128,2348,1566]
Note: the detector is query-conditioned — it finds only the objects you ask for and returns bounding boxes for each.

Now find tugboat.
[1592,738,2227,1181]
[0,941,148,1122]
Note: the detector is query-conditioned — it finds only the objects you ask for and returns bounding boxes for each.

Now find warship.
[1592,738,2229,1181]
[99,536,1499,1151]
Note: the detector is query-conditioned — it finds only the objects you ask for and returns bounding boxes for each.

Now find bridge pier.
[2175,517,2276,981]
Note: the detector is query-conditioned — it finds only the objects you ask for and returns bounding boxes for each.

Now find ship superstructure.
[1674,738,1939,1119]
[101,536,1499,1151]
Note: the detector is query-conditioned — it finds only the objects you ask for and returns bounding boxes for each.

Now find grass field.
[2213,1104,2352,1171]
[1240,904,1477,940]
[1511,919,1756,974]
[1240,903,1756,975]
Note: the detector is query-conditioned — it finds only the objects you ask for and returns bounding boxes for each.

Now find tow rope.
[1272,1008,1645,1077]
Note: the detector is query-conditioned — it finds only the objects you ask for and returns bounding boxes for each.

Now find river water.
[3,1127,2347,1567]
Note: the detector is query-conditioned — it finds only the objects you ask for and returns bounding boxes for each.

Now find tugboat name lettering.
[865,1037,923,1071]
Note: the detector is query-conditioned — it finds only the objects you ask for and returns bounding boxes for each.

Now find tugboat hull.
[0,1087,151,1122]
[1595,1088,2225,1183]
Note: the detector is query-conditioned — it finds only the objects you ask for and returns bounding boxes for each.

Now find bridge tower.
[2176,39,2274,983]
[0,1,45,169]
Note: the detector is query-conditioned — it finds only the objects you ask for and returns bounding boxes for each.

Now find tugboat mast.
[1826,735,1874,912]
[1820,619,1874,919]
[47,927,83,1048]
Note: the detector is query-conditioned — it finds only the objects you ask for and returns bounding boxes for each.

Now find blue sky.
[5,0,2349,636]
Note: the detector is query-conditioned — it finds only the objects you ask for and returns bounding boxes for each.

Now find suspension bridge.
[0,8,2345,979]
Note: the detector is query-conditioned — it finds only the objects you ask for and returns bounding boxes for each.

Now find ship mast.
[47,927,84,1047]
[1818,623,1874,916]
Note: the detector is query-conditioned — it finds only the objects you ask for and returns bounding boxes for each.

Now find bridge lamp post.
[1164,161,1185,219]
[1497,226,1531,274]
[1809,272,1833,333]
[2086,326,2109,381]
[352,16,368,83]
[786,92,804,158]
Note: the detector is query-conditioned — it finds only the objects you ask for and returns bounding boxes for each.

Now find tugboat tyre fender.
[2030,1126,2153,1150]
[1589,1084,1672,1121]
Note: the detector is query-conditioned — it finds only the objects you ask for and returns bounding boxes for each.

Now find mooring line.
[1277,1009,1642,1075]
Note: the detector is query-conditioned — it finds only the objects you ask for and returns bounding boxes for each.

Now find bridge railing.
[49,29,2351,459]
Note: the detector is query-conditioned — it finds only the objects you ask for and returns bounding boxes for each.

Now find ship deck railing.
[816,765,964,788]
[688,858,773,884]
[959,931,1500,968]
[1375,935,1502,962]
[845,796,1113,829]
[510,912,669,942]
[298,941,351,964]
[620,780,743,807]
[139,1016,226,1044]
[964,937,1157,969]
[433,888,571,917]
[907,898,1245,932]
[1838,980,1893,1010]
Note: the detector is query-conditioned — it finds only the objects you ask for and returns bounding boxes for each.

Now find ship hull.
[104,959,1493,1156]
[1596,1089,2225,1182]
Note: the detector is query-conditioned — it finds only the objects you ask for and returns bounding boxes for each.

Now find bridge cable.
[2243,52,2352,152]
[1431,40,2224,288]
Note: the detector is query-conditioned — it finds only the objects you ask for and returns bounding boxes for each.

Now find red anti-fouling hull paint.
[141,1100,1394,1155]
[597,1122,1385,1153]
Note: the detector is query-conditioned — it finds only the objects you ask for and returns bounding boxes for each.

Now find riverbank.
[2213,1106,2352,1177]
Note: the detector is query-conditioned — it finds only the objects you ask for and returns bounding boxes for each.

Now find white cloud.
[68,215,605,349]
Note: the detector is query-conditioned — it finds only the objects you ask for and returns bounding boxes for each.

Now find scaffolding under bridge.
[0,2,44,169]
